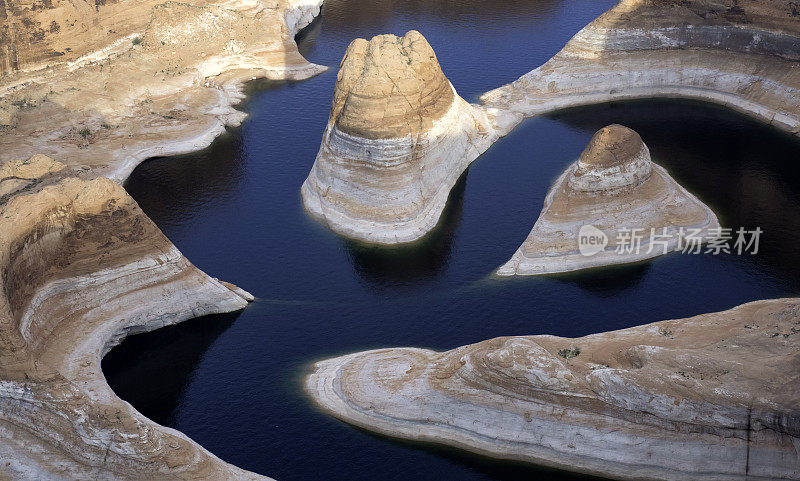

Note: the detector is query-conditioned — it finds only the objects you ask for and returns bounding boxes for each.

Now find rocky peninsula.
[0,155,259,479]
[301,30,499,244]
[307,298,800,481]
[482,0,800,137]
[497,124,719,276]
[0,0,327,181]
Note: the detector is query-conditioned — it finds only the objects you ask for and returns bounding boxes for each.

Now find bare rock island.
[307,299,800,481]
[301,31,497,244]
[497,124,719,276]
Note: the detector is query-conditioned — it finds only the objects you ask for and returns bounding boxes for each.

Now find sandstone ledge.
[0,158,260,479]
[0,0,327,182]
[481,0,800,138]
[307,298,800,481]
[0,0,326,476]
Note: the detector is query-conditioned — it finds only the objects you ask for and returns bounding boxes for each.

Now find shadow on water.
[549,263,651,297]
[102,312,241,426]
[122,129,246,233]
[345,424,606,481]
[345,171,467,289]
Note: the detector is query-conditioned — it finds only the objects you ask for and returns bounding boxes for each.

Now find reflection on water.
[319,0,561,30]
[345,172,466,289]
[105,0,800,480]
[124,132,246,238]
[550,263,652,298]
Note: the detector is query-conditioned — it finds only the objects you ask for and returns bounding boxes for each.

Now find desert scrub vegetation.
[558,347,581,359]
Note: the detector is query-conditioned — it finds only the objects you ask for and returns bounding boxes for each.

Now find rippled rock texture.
[301,30,498,244]
[0,0,326,181]
[307,298,800,481]
[497,124,719,276]
[0,155,259,479]
[482,0,800,137]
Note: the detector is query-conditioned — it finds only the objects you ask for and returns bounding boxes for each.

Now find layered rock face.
[307,298,800,481]
[0,156,260,479]
[497,124,719,276]
[0,0,326,180]
[0,1,323,475]
[482,0,800,137]
[301,31,497,244]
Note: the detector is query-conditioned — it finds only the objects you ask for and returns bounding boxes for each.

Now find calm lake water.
[105,0,800,479]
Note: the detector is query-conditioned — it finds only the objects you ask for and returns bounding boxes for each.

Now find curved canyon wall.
[1,0,799,478]
[0,0,324,478]
[0,156,260,479]
[482,0,800,137]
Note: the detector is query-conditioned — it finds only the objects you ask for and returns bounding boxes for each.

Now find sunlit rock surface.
[482,0,800,138]
[0,155,259,479]
[0,0,326,181]
[301,30,499,244]
[0,1,322,475]
[307,298,800,481]
[497,124,720,276]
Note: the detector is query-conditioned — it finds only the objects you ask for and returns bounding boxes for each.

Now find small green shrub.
[558,347,580,359]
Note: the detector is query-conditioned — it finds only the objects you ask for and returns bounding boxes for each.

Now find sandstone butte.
[496,124,720,276]
[303,0,800,247]
[1,0,799,478]
[301,30,501,244]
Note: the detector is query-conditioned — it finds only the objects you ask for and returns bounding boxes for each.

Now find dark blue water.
[104,1,800,479]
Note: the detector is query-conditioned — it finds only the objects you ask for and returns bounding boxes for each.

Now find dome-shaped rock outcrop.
[301,30,497,244]
[497,124,719,275]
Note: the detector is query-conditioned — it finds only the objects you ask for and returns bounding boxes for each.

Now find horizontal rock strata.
[301,30,498,244]
[307,298,800,481]
[481,0,800,138]
[0,0,322,476]
[497,124,719,276]
[0,156,260,479]
[0,0,326,181]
